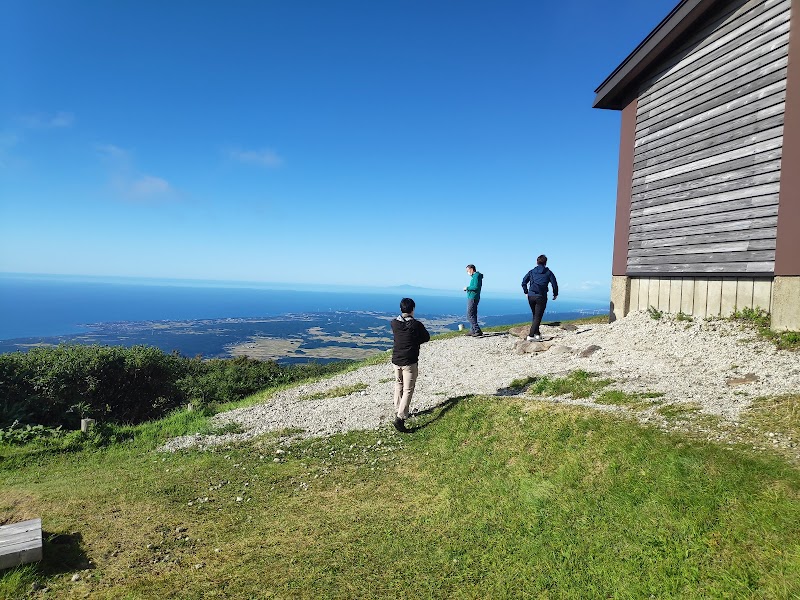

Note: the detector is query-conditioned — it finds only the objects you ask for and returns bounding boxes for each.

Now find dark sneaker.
[393,417,408,432]
[472,331,484,337]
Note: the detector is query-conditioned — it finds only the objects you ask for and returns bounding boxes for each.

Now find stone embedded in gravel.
[549,345,574,354]
[726,373,759,386]
[514,340,552,354]
[508,325,528,338]
[560,324,578,331]
[579,345,601,357]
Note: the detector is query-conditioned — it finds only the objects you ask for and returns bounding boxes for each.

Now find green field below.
[2,388,799,599]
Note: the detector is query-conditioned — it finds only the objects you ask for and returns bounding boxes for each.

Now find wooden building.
[594,0,800,330]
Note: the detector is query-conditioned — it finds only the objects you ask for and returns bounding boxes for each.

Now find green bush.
[0,345,346,430]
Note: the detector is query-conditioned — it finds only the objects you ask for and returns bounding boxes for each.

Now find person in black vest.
[390,297,431,432]
[521,255,558,342]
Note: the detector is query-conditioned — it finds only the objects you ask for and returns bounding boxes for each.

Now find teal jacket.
[466,272,483,300]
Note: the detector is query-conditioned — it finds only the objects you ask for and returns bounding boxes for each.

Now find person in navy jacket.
[521,255,558,342]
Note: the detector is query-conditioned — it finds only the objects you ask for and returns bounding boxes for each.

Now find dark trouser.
[528,295,547,336]
[467,298,482,334]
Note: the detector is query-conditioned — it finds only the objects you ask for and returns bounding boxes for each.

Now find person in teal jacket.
[463,264,484,337]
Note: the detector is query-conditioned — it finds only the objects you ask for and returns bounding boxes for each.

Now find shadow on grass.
[37,531,91,576]
[405,395,468,433]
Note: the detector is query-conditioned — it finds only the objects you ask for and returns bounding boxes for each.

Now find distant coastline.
[0,273,607,361]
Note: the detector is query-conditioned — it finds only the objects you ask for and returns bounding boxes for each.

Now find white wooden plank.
[736,278,755,310]
[648,277,660,309]
[669,277,683,313]
[721,279,738,316]
[707,279,724,316]
[681,279,696,314]
[694,278,709,318]
[752,279,773,311]
[658,278,672,312]
[630,277,641,311]
[638,277,650,311]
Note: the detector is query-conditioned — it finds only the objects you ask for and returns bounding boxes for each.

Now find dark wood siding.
[628,0,791,275]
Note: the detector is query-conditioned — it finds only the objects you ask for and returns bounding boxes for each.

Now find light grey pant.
[393,362,418,419]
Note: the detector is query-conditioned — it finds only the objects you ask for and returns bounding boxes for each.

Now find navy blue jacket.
[522,265,558,298]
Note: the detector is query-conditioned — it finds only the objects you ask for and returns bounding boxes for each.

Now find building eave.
[593,0,725,110]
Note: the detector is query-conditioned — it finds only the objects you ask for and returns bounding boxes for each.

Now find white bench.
[0,518,43,570]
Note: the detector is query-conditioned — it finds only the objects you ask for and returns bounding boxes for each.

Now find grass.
[526,370,614,399]
[595,389,665,409]
[731,307,800,351]
[2,396,800,598]
[744,394,800,440]
[657,403,702,419]
[302,382,369,400]
[647,305,663,320]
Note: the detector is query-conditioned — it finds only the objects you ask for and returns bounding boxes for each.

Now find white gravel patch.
[162,311,800,451]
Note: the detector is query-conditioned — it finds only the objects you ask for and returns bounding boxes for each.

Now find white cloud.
[96,143,130,161]
[20,111,75,129]
[130,175,172,197]
[228,148,284,168]
[99,142,177,202]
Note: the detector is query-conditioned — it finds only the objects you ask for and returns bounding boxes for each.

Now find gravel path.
[163,311,800,451]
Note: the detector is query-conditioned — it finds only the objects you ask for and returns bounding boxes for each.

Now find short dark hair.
[537,255,547,265]
[400,297,415,314]
[466,264,476,271]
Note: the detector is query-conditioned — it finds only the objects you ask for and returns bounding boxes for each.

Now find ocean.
[0,275,607,361]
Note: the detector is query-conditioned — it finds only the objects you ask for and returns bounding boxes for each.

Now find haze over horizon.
[2,0,678,297]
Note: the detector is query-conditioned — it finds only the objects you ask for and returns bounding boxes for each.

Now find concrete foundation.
[608,275,799,330]
[771,276,800,332]
[609,276,631,323]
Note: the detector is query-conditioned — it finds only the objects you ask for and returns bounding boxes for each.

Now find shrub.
[0,345,347,430]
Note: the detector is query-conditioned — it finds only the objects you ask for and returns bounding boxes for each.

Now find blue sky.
[1,0,677,299]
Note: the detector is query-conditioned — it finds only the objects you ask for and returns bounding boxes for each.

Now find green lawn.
[2,392,799,599]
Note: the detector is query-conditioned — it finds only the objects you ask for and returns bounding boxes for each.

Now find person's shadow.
[404,395,468,433]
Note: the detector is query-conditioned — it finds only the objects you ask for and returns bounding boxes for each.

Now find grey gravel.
[162,311,800,452]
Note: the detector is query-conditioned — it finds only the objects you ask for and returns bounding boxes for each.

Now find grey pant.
[467,298,482,334]
[393,363,418,419]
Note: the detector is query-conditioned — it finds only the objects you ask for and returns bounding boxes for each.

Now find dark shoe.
[393,417,408,432]
[471,331,484,337]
